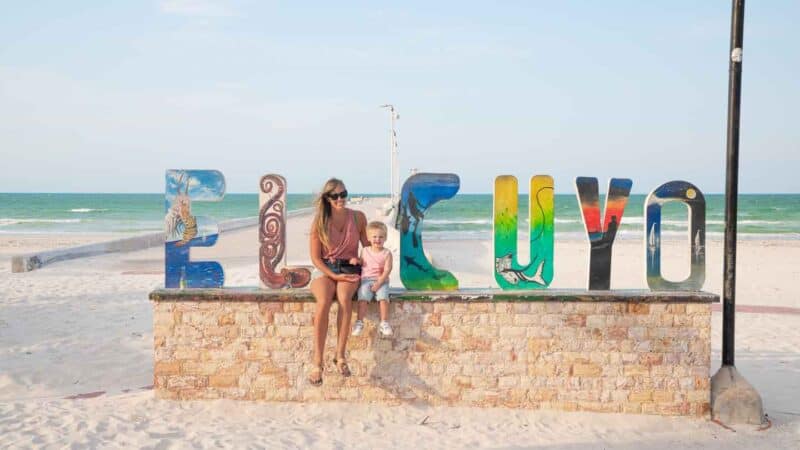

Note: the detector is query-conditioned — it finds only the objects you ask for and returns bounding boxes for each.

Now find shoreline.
[4,229,796,309]
[4,208,317,272]
[3,226,798,241]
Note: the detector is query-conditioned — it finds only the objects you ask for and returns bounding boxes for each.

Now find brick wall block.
[152,300,712,417]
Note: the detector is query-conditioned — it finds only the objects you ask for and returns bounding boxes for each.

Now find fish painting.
[495,253,546,286]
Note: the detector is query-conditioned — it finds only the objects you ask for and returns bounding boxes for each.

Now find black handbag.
[327,259,362,275]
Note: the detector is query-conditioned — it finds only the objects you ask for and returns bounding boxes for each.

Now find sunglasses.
[326,190,348,200]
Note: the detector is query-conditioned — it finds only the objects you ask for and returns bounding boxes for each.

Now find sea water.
[0,193,798,241]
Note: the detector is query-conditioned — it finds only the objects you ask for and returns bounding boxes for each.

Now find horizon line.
[2,191,800,196]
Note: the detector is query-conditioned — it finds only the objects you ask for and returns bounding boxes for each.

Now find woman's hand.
[335,274,361,283]
[348,257,361,266]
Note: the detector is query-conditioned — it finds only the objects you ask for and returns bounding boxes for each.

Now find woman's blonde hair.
[312,177,345,251]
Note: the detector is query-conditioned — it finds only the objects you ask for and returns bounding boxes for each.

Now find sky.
[1,1,798,194]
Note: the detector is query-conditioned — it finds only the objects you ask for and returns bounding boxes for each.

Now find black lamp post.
[711,0,764,426]
[722,0,744,367]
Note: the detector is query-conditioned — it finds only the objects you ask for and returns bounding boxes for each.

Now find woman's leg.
[334,280,358,360]
[310,276,336,367]
[336,297,345,338]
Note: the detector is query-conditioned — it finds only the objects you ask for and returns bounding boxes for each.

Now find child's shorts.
[357,278,389,302]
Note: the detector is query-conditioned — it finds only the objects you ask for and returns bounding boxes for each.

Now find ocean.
[0,193,798,241]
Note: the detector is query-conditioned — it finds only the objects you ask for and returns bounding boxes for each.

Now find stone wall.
[151,290,713,416]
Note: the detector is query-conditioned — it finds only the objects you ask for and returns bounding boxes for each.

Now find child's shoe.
[352,319,364,336]
[378,321,393,337]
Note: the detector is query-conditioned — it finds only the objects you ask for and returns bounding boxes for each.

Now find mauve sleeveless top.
[322,209,359,261]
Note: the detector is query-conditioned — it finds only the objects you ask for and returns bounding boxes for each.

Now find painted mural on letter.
[164,170,225,288]
[645,181,706,291]
[493,175,554,289]
[259,174,311,289]
[395,173,460,290]
[575,177,633,290]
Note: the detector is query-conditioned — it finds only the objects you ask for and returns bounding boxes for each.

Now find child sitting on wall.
[352,221,393,337]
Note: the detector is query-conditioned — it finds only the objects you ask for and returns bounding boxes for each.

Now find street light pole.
[381,104,400,205]
[711,0,764,425]
[722,0,745,367]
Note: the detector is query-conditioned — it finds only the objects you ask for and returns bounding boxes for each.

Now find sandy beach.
[1,197,799,448]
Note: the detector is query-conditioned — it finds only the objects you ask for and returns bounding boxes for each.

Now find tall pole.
[391,107,398,203]
[722,0,745,367]
[381,104,399,204]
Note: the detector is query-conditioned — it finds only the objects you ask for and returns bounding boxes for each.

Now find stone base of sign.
[710,365,765,425]
[149,288,717,417]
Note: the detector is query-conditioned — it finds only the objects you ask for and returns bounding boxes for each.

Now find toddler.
[352,221,393,337]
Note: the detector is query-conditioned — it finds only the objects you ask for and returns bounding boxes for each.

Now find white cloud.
[157,0,236,18]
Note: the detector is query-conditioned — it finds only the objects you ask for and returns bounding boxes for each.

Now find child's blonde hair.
[367,221,388,235]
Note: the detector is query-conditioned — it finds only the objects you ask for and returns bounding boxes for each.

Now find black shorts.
[312,259,362,280]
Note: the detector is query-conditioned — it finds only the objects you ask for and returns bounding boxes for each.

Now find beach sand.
[1,197,799,448]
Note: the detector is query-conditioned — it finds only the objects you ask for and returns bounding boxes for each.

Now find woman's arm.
[356,210,369,248]
[309,225,342,280]
[351,247,363,266]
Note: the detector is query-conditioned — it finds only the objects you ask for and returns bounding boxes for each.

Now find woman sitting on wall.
[307,178,368,385]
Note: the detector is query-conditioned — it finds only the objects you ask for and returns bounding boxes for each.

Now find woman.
[307,178,368,385]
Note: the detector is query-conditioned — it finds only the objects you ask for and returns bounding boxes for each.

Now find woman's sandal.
[307,364,323,386]
[332,357,351,377]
